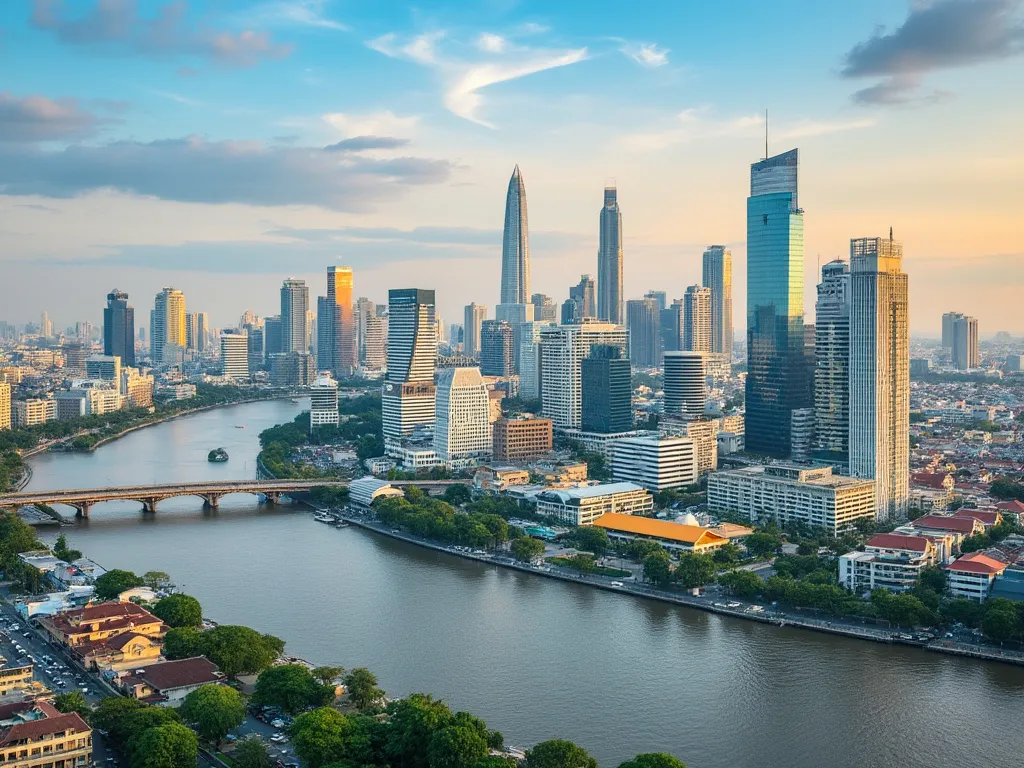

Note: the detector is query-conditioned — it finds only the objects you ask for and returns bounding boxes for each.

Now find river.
[24,399,1024,768]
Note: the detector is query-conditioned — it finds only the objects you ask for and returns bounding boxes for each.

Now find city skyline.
[1,1,1021,333]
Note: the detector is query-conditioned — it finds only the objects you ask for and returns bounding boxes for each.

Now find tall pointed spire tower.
[500,165,530,305]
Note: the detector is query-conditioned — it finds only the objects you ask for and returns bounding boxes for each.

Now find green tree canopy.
[0,513,44,569]
[443,484,472,506]
[94,569,145,601]
[343,667,384,711]
[233,734,273,768]
[511,537,546,562]
[744,532,781,559]
[385,693,455,768]
[524,739,599,768]
[254,664,335,714]
[673,553,716,589]
[92,697,182,751]
[128,722,198,768]
[618,754,687,768]
[982,605,1021,643]
[643,550,672,586]
[180,684,246,745]
[571,526,610,555]
[53,691,90,721]
[152,594,203,628]
[312,665,345,685]
[199,625,284,678]
[142,570,171,588]
[289,707,353,768]
[427,725,488,768]
[52,534,82,563]
[717,569,762,600]
[163,626,202,660]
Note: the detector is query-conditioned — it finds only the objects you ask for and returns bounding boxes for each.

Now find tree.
[443,484,472,506]
[0,513,44,569]
[427,725,489,768]
[199,625,284,677]
[673,553,716,589]
[524,739,598,768]
[744,532,781,559]
[152,594,203,628]
[94,569,144,601]
[254,664,335,714]
[511,537,545,562]
[233,735,273,768]
[712,543,741,564]
[142,570,171,589]
[53,691,90,720]
[163,626,202,660]
[940,598,983,627]
[982,605,1021,643]
[180,684,246,745]
[918,566,947,594]
[128,722,198,768]
[572,526,610,555]
[385,693,454,768]
[618,755,687,768]
[344,667,384,711]
[92,697,181,751]
[52,534,82,563]
[717,570,762,600]
[312,665,345,685]
[289,707,352,768]
[643,550,672,586]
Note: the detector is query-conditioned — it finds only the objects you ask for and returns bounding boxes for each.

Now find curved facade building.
[501,165,530,305]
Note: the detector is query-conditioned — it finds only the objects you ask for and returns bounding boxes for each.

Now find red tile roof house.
[995,500,1024,520]
[120,657,224,706]
[910,515,984,549]
[944,552,1009,602]
[953,509,1003,529]
[0,699,92,766]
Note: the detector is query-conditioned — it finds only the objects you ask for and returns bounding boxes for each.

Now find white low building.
[309,373,340,431]
[349,477,405,507]
[839,533,937,595]
[611,435,697,491]
[944,552,1009,602]
[535,482,653,526]
[708,464,876,535]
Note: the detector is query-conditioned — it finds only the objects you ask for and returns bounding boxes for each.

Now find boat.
[207,448,229,463]
[312,512,335,523]
[333,521,349,528]
[234,425,246,429]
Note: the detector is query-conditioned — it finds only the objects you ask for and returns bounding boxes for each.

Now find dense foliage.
[253,663,336,713]
[164,624,284,677]
[179,684,246,745]
[152,593,203,628]
[374,490,511,549]
[93,568,145,600]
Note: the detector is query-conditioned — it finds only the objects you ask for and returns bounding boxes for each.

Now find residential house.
[839,533,938,595]
[0,699,91,768]
[38,603,167,673]
[945,552,1009,602]
[120,657,224,706]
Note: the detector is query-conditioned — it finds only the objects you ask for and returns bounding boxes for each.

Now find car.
[610,581,624,587]
[271,719,286,729]
[727,602,741,608]
[22,633,30,638]
[270,734,288,743]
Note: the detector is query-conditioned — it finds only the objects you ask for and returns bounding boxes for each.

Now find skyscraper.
[682,285,712,353]
[265,316,283,358]
[530,294,557,323]
[327,266,356,377]
[663,351,707,418]
[540,321,627,429]
[518,321,543,401]
[355,297,375,364]
[195,312,208,353]
[39,311,53,338]
[813,259,851,466]
[597,187,623,323]
[103,289,135,367]
[849,235,910,521]
[480,320,515,377]
[626,298,660,368]
[464,303,487,359]
[220,329,249,380]
[661,300,683,354]
[745,148,808,456]
[581,345,632,433]
[645,291,667,313]
[702,246,733,362]
[185,313,197,350]
[951,314,979,370]
[316,296,333,370]
[364,310,387,369]
[0,382,10,431]
[280,279,309,354]
[434,367,493,468]
[501,165,530,305]
[941,311,958,349]
[570,275,597,319]
[383,289,437,439]
[152,287,186,364]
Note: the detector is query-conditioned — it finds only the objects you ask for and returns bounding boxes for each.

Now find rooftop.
[911,515,981,534]
[716,464,874,490]
[123,656,222,692]
[592,513,727,547]
[540,482,647,503]
[945,552,1008,575]
[866,533,931,553]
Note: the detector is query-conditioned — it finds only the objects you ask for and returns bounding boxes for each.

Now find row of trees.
[374,491,513,550]
[165,623,285,678]
[642,550,718,589]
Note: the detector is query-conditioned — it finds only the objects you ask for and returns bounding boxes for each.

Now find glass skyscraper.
[744,148,810,457]
[500,166,530,305]
[598,187,623,324]
[103,289,135,367]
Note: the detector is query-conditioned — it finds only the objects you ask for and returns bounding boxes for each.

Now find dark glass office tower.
[744,148,809,456]
[581,345,631,433]
[103,289,135,367]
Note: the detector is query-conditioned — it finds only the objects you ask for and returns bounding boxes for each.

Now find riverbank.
[339,513,1024,668]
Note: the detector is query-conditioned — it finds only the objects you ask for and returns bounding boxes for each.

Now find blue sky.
[1,0,1023,334]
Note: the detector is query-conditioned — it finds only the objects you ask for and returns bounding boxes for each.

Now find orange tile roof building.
[591,513,729,553]
[0,699,91,768]
[493,416,553,462]
[38,602,167,673]
[945,552,1009,602]
[839,533,938,595]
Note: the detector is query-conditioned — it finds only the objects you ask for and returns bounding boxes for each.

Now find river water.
[25,400,1024,768]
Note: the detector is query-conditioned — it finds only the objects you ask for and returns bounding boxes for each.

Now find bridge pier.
[73,503,90,518]
[264,492,281,505]
[202,494,222,509]
[141,498,159,513]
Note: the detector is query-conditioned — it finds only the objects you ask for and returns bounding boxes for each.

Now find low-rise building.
[155,383,196,402]
[121,657,224,706]
[944,552,1009,602]
[839,533,938,595]
[909,514,984,548]
[611,435,698,491]
[492,416,553,462]
[38,602,167,673]
[708,464,876,535]
[348,477,405,507]
[473,466,531,493]
[0,665,34,697]
[309,374,340,431]
[0,699,92,768]
[12,398,55,427]
[591,513,728,553]
[953,509,1003,529]
[535,482,653,526]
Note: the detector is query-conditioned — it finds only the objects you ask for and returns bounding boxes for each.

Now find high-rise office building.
[103,289,135,367]
[0,382,10,431]
[745,148,808,456]
[245,326,264,370]
[501,165,530,305]
[316,296,334,371]
[663,351,706,418]
[626,298,660,368]
[581,345,632,433]
[517,321,543,401]
[63,342,87,376]
[355,297,375,364]
[327,266,357,375]
[39,311,53,338]
[434,367,493,468]
[531,294,557,323]
[540,321,627,429]
[480,320,515,377]
[220,329,249,380]
[702,246,733,361]
[645,291,667,313]
[310,374,340,431]
[464,303,487,359]
[570,275,597,319]
[682,285,712,353]
[152,287,186,364]
[383,289,437,439]
[195,312,208,353]
[75,320,93,341]
[280,279,309,354]
[813,259,851,466]
[364,314,387,369]
[185,313,197,350]
[264,316,283,358]
[598,187,623,323]
[951,314,979,370]
[661,300,683,354]
[849,235,909,521]
[941,312,958,349]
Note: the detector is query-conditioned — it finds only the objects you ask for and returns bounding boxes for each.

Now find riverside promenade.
[339,512,1024,668]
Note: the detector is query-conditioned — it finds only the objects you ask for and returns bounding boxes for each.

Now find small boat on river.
[207,447,229,463]
[312,512,335,523]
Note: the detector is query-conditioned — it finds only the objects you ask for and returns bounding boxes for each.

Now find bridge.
[0,478,467,517]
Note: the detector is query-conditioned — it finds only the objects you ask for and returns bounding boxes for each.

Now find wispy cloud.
[149,89,203,107]
[0,92,105,142]
[619,41,670,68]
[322,110,419,139]
[366,30,587,128]
[242,0,348,32]
[840,0,1024,105]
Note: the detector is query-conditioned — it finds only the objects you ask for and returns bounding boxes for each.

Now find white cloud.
[365,30,588,128]
[518,22,549,35]
[621,41,670,68]
[775,118,876,140]
[322,110,420,139]
[243,0,348,31]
